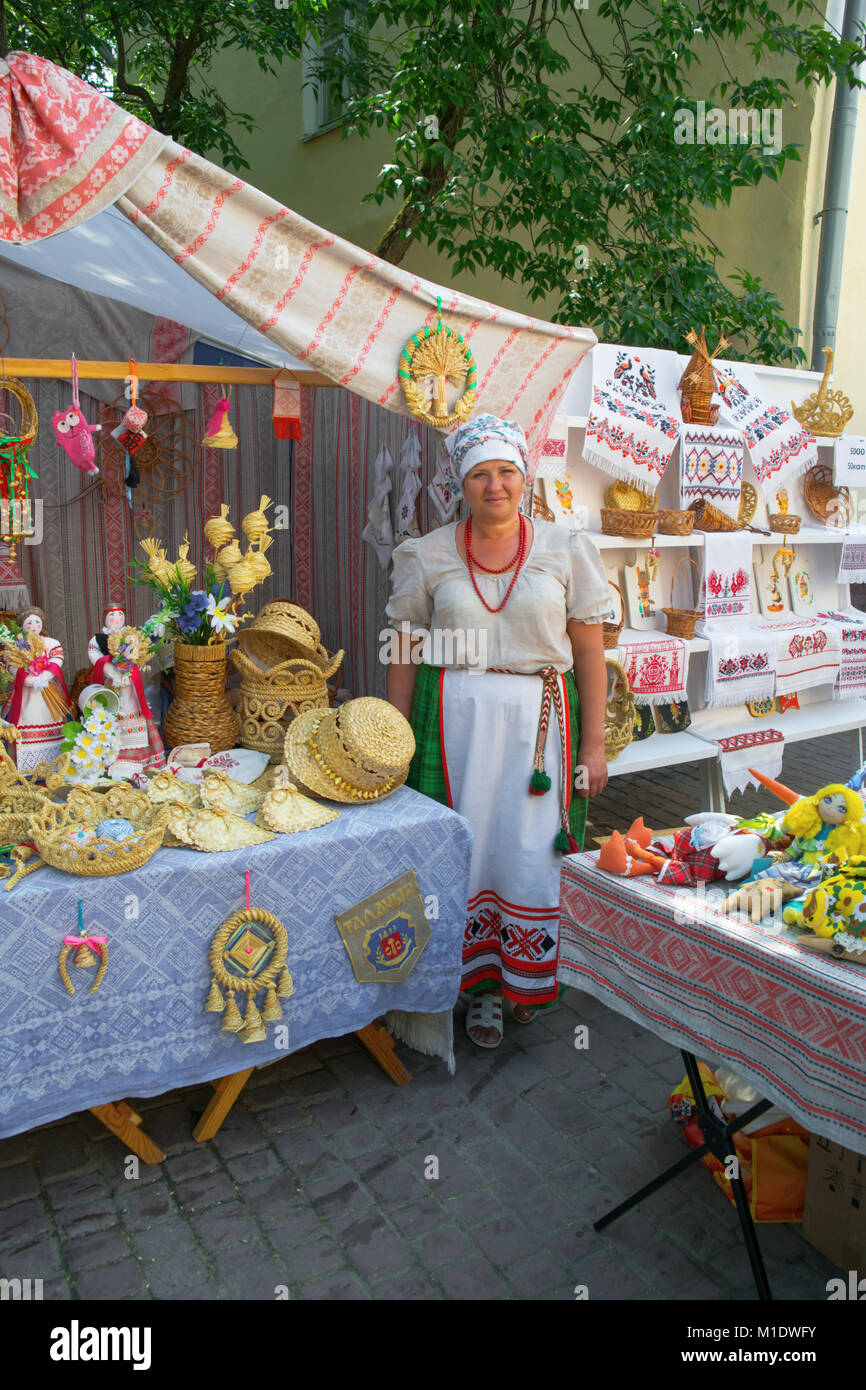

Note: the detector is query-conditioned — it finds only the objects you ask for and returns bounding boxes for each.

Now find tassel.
[553,828,571,853]
[221,990,243,1032]
[239,994,267,1044]
[530,770,551,795]
[276,966,295,998]
[567,833,581,853]
[262,983,282,1022]
[75,943,98,969]
[205,980,225,1013]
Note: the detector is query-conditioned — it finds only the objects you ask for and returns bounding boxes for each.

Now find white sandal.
[465,992,504,1049]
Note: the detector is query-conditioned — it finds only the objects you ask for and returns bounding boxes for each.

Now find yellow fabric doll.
[781,784,866,866]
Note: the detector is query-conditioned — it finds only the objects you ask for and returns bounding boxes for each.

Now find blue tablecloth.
[0,787,472,1139]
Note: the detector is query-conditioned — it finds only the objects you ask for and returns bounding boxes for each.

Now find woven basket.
[738,482,758,526]
[241,602,325,668]
[604,658,635,762]
[231,645,343,763]
[662,556,701,639]
[0,786,53,842]
[162,641,239,753]
[600,507,657,539]
[804,464,852,528]
[768,513,801,535]
[688,499,740,533]
[602,580,625,651]
[655,508,695,536]
[29,799,169,876]
[604,480,656,511]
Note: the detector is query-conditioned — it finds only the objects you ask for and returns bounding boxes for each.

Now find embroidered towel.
[702,623,776,708]
[837,538,866,585]
[817,608,866,701]
[700,533,752,622]
[714,359,817,500]
[394,430,422,541]
[691,727,785,798]
[616,636,689,706]
[679,424,744,520]
[427,440,461,524]
[756,616,842,696]
[361,444,394,568]
[584,345,681,494]
[534,415,569,479]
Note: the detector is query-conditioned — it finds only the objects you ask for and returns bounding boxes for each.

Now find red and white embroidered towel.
[699,533,752,622]
[584,345,681,494]
[818,608,866,701]
[679,424,744,520]
[702,623,776,708]
[714,359,817,500]
[837,538,866,584]
[616,636,689,706]
[691,727,784,797]
[756,616,842,696]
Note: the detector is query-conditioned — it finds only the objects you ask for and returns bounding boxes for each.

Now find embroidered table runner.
[691,727,785,797]
[818,607,866,701]
[837,538,866,585]
[701,623,776,708]
[700,533,752,622]
[616,636,689,705]
[679,424,744,520]
[584,345,681,494]
[714,359,817,500]
[756,616,842,696]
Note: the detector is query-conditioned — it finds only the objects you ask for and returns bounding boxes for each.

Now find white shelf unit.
[540,359,866,810]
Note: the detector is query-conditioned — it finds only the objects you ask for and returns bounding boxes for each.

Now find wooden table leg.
[355,1022,412,1085]
[90,1101,166,1165]
[192,1067,255,1142]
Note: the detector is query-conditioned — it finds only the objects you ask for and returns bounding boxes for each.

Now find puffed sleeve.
[565,532,614,624]
[385,537,433,633]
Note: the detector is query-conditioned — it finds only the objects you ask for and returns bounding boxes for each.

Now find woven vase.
[163,642,239,753]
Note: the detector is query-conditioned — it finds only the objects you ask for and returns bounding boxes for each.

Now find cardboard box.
[802,1137,866,1270]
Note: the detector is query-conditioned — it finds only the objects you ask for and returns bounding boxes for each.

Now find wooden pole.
[0,357,337,387]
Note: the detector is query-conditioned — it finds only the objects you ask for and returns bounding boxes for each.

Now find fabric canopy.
[0,51,596,465]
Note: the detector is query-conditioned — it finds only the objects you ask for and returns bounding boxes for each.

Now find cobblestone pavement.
[0,734,856,1301]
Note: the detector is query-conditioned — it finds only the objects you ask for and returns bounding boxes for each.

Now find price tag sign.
[834,436,866,486]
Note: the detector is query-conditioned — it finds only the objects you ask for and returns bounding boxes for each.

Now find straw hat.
[283,697,415,803]
[239,601,325,669]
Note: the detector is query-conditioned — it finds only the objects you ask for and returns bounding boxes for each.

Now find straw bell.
[202,397,238,449]
[228,558,256,596]
[175,534,197,586]
[242,495,272,545]
[218,538,243,570]
[204,503,235,550]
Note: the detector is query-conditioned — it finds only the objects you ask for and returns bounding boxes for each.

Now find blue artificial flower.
[177,590,209,635]
[210,580,231,604]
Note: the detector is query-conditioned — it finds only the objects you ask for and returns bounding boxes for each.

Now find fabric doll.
[52,406,100,475]
[2,606,72,770]
[89,624,165,772]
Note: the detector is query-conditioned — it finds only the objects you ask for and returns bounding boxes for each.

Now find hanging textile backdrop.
[0,52,596,469]
[292,386,444,700]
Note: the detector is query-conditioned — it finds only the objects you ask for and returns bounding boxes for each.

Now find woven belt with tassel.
[488,665,576,854]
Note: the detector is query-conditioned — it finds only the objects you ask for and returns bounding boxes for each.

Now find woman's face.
[22,614,42,636]
[462,459,524,521]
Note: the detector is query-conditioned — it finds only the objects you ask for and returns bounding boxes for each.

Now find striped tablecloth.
[559,853,866,1154]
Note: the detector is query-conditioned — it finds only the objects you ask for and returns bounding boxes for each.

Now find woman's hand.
[575,739,608,798]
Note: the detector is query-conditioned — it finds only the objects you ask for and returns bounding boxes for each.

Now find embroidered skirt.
[407,663,585,1005]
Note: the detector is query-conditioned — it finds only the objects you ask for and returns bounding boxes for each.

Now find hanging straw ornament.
[57,900,109,996]
[202,390,238,449]
[206,871,292,1044]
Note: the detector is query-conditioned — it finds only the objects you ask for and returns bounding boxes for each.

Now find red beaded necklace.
[464,514,528,613]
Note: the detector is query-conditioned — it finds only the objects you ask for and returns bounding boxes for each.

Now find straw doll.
[1,606,72,771]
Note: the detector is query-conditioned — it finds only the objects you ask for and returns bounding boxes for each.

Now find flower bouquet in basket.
[131,500,275,755]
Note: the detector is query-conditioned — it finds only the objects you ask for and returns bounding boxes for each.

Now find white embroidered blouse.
[385,520,612,674]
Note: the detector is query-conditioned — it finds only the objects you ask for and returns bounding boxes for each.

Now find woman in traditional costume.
[387,414,610,1047]
[2,606,71,771]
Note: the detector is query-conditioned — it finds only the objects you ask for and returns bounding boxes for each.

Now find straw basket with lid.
[231,601,344,763]
[283,697,415,803]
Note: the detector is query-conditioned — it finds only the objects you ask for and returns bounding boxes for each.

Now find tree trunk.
[374,104,465,265]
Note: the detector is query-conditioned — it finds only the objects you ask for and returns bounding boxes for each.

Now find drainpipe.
[811,0,866,369]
